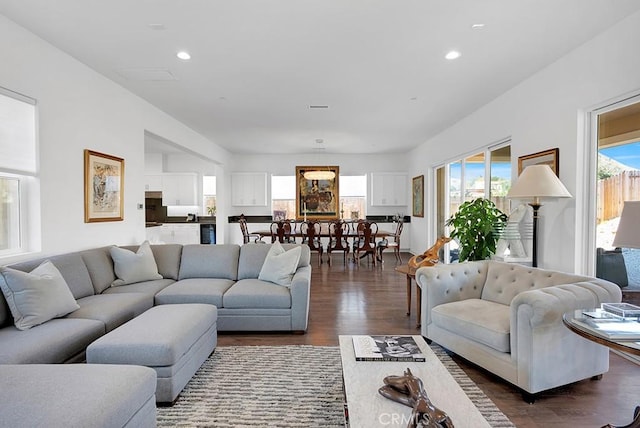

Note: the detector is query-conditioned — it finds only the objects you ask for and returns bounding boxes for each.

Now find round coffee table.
[563,309,640,428]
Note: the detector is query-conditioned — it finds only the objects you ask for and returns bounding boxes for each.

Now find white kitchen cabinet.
[159,223,200,244]
[370,173,408,206]
[144,174,163,192]
[231,172,267,206]
[161,173,197,206]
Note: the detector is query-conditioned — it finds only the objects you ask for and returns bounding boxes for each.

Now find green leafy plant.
[445,198,508,262]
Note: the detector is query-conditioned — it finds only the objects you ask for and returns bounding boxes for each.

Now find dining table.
[252,221,392,264]
[253,222,392,240]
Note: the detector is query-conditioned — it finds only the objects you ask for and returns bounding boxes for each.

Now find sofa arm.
[510,280,621,392]
[416,261,487,326]
[511,279,622,330]
[290,265,311,331]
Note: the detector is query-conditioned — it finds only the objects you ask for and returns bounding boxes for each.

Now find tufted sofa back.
[481,261,590,305]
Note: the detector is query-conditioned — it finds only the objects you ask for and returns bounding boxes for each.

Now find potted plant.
[445,198,507,262]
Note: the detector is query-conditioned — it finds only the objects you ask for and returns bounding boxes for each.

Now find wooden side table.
[394,264,421,328]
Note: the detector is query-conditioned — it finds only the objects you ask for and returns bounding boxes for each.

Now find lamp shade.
[612,201,640,249]
[507,165,572,202]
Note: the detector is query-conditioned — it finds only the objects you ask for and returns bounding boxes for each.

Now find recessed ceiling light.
[445,50,461,60]
[148,23,166,30]
[471,23,485,29]
[176,51,191,60]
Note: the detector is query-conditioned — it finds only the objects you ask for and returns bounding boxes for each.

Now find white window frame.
[432,139,512,263]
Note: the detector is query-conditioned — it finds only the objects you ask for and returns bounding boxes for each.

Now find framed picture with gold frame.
[518,148,559,176]
[84,149,124,222]
[412,175,424,217]
[295,166,339,221]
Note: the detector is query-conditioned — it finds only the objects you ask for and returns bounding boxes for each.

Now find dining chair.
[377,219,404,263]
[299,220,324,265]
[239,215,263,244]
[269,220,294,244]
[327,220,351,265]
[353,220,379,265]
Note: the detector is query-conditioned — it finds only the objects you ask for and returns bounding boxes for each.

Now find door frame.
[578,91,640,276]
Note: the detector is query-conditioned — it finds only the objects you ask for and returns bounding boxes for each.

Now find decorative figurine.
[379,368,454,428]
[408,236,452,270]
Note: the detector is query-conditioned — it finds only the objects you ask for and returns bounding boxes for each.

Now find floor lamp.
[612,201,640,251]
[506,165,571,267]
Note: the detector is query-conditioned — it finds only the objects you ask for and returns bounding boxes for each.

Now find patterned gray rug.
[156,344,514,427]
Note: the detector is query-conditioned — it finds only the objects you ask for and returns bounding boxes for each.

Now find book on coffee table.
[351,335,425,362]
[581,318,640,341]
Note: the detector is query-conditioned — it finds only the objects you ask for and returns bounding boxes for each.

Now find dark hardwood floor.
[218,252,640,427]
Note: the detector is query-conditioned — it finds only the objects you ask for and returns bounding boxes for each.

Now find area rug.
[156,344,515,427]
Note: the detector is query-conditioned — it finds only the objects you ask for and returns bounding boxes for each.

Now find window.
[0,87,38,258]
[464,152,485,201]
[271,175,295,220]
[270,174,366,221]
[339,175,366,220]
[435,143,511,263]
[593,100,640,288]
[203,176,216,216]
[489,145,511,214]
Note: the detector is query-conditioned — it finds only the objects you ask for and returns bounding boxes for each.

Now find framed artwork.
[84,149,124,222]
[412,175,424,217]
[295,166,339,221]
[518,148,559,176]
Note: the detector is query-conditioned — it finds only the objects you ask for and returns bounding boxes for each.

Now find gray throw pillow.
[258,242,301,286]
[110,240,162,286]
[0,260,80,330]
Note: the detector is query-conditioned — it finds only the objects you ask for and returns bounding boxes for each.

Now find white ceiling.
[1,1,639,155]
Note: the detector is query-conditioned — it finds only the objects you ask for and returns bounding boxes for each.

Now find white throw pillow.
[258,242,302,286]
[0,260,80,330]
[110,240,162,286]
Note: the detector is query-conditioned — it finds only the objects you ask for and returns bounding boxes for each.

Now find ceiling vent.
[309,105,329,109]
[114,67,177,81]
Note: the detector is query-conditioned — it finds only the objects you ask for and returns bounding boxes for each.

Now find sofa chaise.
[416,260,622,400]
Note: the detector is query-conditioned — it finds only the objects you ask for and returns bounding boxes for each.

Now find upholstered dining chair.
[327,220,351,265]
[377,219,403,263]
[239,215,262,244]
[353,220,379,265]
[300,220,324,265]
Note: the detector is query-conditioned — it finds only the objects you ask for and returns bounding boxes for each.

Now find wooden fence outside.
[597,170,640,223]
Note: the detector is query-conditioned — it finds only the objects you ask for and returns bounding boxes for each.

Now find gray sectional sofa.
[0,242,311,364]
[0,242,311,427]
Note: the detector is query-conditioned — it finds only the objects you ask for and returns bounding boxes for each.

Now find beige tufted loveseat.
[415,260,622,400]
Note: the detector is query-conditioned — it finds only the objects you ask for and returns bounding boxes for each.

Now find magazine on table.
[580,318,640,341]
[352,335,425,362]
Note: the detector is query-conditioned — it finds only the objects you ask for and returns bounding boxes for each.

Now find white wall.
[0,15,230,263]
[408,11,640,273]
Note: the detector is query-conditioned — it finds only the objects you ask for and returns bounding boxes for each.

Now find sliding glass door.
[594,101,640,289]
[435,143,511,263]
